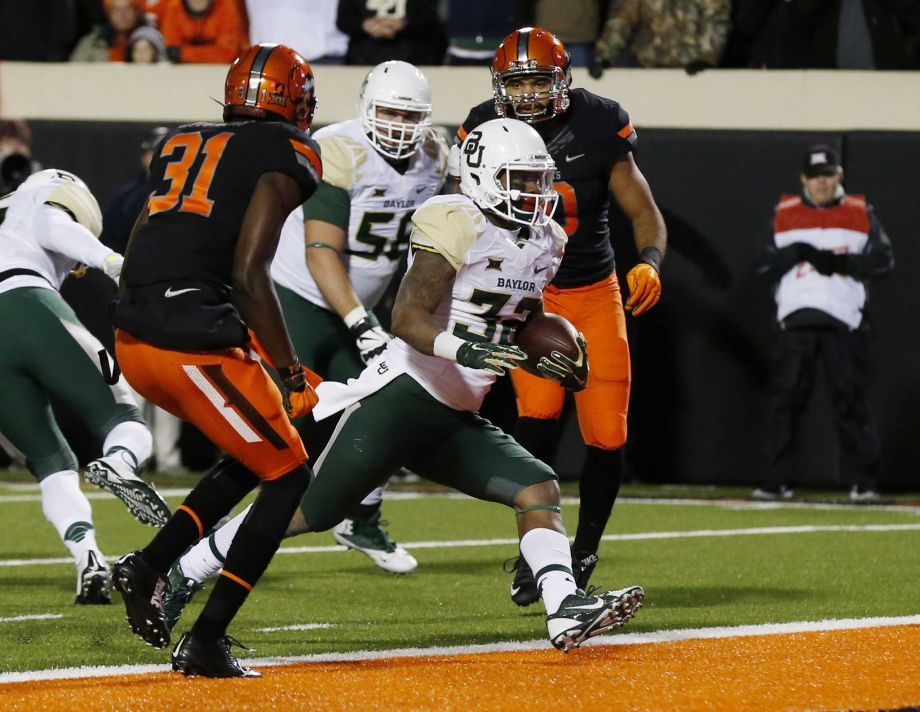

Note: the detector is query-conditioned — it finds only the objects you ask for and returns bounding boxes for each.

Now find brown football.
[514,313,579,376]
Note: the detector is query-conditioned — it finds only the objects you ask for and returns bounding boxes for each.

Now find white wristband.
[343,305,368,329]
[433,332,466,361]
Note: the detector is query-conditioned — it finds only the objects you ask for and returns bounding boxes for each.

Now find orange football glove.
[625,263,661,316]
[278,362,319,419]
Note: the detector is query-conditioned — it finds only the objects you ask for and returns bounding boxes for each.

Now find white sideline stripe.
[1,489,917,514]
[255,623,334,633]
[276,523,920,554]
[0,488,190,503]
[1,523,918,567]
[0,615,917,684]
[0,614,63,623]
[182,364,262,443]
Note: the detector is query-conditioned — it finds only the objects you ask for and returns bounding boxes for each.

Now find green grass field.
[1,471,918,674]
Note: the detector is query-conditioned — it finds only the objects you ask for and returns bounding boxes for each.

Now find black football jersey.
[458,88,636,288]
[124,119,321,290]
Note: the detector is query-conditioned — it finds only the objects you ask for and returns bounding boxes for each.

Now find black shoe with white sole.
[171,631,261,678]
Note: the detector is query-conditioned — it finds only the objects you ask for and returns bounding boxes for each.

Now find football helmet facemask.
[359,61,432,160]
[224,43,317,132]
[459,119,558,227]
[492,27,571,125]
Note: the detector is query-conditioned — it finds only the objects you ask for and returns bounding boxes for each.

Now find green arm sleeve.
[302,181,350,230]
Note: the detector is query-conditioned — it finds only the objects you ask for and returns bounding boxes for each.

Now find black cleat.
[504,554,540,607]
[171,631,261,678]
[112,551,170,649]
[572,549,599,591]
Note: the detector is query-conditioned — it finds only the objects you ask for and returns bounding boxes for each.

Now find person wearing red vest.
[754,144,893,502]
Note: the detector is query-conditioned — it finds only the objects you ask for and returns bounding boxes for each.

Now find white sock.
[520,527,576,615]
[179,504,250,582]
[359,484,386,507]
[102,421,153,469]
[40,470,101,564]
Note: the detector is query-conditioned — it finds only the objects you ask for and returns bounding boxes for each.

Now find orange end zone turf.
[3,625,918,711]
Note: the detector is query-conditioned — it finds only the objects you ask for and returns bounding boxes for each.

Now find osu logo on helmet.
[224,43,317,132]
[491,27,571,124]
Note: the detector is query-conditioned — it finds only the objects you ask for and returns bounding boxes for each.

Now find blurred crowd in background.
[1,0,919,71]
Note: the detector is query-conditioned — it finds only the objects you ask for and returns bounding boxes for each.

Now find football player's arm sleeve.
[302,182,350,229]
[34,205,116,269]
[610,105,638,159]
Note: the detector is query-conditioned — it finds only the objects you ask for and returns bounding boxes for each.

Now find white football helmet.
[359,61,432,160]
[458,119,558,227]
[19,168,103,238]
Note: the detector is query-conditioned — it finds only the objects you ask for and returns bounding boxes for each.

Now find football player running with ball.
[166,63,444,614]
[162,118,644,653]
[453,27,668,604]
[110,43,323,678]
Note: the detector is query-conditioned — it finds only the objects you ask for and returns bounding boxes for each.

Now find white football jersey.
[312,194,567,418]
[271,118,448,311]
[0,172,108,295]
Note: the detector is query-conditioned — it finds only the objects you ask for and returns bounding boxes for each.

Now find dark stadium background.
[27,120,920,490]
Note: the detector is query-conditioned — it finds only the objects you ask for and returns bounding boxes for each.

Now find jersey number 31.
[149,132,232,218]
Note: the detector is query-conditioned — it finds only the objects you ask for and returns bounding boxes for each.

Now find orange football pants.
[511,272,631,450]
[115,330,307,480]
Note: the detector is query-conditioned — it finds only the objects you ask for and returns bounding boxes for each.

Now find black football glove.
[349,312,391,363]
[456,341,527,375]
[536,333,589,391]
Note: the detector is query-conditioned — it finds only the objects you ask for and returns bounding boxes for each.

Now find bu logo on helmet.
[464,130,484,168]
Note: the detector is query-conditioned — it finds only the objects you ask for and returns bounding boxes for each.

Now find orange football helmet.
[223,43,317,132]
[491,27,571,124]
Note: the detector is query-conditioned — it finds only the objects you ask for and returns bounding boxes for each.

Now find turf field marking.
[276,522,920,554]
[1,488,917,514]
[1,523,918,567]
[255,623,334,633]
[0,614,917,684]
[0,488,190,503]
[0,613,63,623]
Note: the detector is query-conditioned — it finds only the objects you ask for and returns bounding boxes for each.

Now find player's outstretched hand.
[278,362,319,418]
[456,341,527,375]
[625,263,661,316]
[537,332,589,391]
[102,253,124,282]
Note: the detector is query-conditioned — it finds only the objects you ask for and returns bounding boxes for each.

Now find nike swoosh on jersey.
[534,266,548,274]
[565,153,585,162]
[164,287,201,298]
